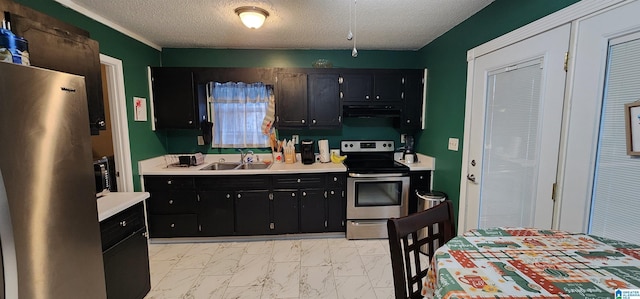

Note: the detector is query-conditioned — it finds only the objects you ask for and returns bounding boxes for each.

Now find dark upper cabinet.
[276,72,308,128]
[3,1,106,135]
[308,73,341,128]
[340,70,405,104]
[150,67,207,129]
[276,70,341,130]
[340,73,373,102]
[401,69,425,131]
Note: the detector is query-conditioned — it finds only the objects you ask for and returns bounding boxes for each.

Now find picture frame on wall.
[625,100,640,156]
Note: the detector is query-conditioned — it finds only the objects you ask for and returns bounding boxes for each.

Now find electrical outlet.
[448,138,459,151]
[197,136,205,145]
[401,134,406,143]
[292,135,299,144]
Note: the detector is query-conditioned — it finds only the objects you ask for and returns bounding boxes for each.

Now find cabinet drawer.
[272,174,326,188]
[327,173,346,188]
[195,175,270,190]
[148,214,198,238]
[144,176,194,191]
[146,191,198,214]
[100,202,145,252]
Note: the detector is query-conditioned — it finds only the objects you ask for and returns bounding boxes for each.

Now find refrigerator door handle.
[0,169,18,299]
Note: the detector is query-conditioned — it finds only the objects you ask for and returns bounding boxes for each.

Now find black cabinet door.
[402,70,424,131]
[276,72,308,128]
[373,72,404,102]
[272,190,299,234]
[340,73,373,103]
[10,13,105,134]
[103,227,150,299]
[151,67,204,129]
[308,73,341,128]
[199,191,235,236]
[409,171,432,214]
[299,188,326,233]
[235,190,271,235]
[326,188,346,232]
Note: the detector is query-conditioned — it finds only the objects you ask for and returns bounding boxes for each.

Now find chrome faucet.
[237,149,254,164]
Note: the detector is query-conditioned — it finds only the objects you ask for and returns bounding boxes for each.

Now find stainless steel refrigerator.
[0,62,107,298]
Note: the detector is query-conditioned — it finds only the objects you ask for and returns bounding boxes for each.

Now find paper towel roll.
[318,139,330,163]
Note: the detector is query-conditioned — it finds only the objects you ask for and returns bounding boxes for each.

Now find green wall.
[14,0,164,190]
[416,0,580,215]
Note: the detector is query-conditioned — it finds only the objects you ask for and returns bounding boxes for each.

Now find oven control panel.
[341,140,395,153]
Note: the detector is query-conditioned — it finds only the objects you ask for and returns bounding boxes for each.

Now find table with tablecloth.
[425,227,640,299]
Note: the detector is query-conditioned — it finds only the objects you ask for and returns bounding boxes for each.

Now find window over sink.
[207,82,274,148]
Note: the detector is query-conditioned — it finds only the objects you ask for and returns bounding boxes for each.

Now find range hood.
[343,104,402,118]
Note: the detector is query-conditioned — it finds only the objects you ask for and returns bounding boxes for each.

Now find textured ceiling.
[56,0,494,51]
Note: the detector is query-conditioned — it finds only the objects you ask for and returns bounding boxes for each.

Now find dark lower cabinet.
[199,190,235,236]
[326,189,346,231]
[144,173,346,238]
[272,190,300,234]
[235,190,271,235]
[103,227,150,299]
[100,202,150,299]
[409,171,432,214]
[300,189,327,233]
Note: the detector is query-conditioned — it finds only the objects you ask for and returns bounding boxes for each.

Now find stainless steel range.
[341,140,410,239]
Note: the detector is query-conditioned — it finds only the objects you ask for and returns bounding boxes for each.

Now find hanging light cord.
[352,0,358,57]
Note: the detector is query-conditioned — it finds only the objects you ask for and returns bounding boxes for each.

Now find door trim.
[100,54,134,192]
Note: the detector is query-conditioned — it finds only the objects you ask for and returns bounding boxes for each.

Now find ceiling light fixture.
[235,6,269,29]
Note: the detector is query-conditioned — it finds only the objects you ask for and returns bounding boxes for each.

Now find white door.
[559,0,640,238]
[460,24,571,231]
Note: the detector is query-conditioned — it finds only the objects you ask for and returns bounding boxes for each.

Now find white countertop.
[395,153,435,171]
[139,152,434,176]
[97,192,150,222]
[139,154,347,175]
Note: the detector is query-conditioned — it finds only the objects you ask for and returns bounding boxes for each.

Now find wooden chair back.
[387,200,455,299]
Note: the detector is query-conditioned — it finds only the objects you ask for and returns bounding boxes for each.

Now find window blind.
[589,36,640,244]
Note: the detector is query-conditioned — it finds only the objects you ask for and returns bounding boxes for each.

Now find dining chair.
[387,200,456,299]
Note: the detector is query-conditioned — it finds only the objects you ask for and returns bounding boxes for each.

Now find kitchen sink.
[200,162,242,170]
[200,162,271,171]
[237,162,271,170]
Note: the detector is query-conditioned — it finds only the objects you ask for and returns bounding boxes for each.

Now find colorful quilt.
[425,227,640,299]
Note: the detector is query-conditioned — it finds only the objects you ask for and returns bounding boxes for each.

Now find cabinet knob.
[406,119,411,123]
[302,191,307,196]
[331,190,335,195]
[376,95,380,100]
[167,180,172,185]
[297,179,301,183]
[188,120,193,124]
[365,95,370,100]
[97,120,106,128]
[420,176,424,179]
[119,220,127,227]
[170,223,175,228]
[237,194,242,198]
[301,119,306,124]
[226,193,231,198]
[169,199,174,204]
[333,176,337,182]
[312,119,316,124]
[291,192,296,197]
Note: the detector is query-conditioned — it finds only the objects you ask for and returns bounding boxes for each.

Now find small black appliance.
[403,135,417,163]
[301,139,315,164]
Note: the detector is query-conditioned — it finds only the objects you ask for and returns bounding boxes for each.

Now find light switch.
[448,138,459,151]
[292,135,299,144]
[197,136,205,145]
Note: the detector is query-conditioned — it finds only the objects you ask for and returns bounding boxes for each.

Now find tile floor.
[143,236,410,299]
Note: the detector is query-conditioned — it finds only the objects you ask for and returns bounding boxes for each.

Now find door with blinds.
[460,24,571,231]
[559,0,640,243]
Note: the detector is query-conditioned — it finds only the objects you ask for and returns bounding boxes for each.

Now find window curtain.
[209,82,270,148]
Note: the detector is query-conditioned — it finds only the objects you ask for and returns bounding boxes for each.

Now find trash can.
[415,190,447,256]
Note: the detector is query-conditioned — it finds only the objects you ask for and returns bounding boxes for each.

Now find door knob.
[467,174,477,183]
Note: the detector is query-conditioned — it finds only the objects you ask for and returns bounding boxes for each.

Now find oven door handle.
[348,173,406,178]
